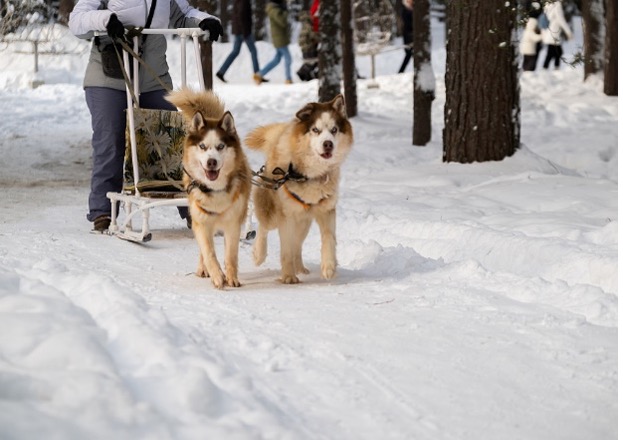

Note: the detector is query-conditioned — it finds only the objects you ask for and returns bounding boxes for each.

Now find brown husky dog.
[166,89,251,289]
[246,94,353,284]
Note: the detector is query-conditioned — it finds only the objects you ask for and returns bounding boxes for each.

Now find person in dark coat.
[216,0,261,83]
[398,0,413,74]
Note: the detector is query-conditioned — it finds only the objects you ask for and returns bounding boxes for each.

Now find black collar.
[183,166,226,194]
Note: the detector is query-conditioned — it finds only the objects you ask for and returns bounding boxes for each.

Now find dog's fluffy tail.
[166,88,224,122]
[245,126,268,151]
[245,123,285,151]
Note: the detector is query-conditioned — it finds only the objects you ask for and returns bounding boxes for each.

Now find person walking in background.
[215,0,263,83]
[541,0,573,70]
[254,0,292,85]
[68,0,222,232]
[398,0,413,73]
[520,17,542,71]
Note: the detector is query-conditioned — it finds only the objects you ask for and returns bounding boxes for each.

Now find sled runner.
[104,28,254,243]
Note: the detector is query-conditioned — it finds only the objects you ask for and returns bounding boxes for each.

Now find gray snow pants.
[84,87,188,222]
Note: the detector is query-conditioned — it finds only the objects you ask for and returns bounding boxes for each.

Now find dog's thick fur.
[166,88,251,289]
[246,94,353,284]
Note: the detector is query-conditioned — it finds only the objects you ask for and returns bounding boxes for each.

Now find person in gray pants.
[69,0,223,232]
[84,88,178,226]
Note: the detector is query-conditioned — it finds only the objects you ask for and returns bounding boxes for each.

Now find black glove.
[199,17,223,42]
[106,13,125,40]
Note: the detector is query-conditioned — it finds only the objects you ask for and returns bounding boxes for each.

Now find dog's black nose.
[207,158,217,169]
[323,140,333,153]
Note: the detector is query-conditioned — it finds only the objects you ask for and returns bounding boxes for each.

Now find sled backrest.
[123,108,186,192]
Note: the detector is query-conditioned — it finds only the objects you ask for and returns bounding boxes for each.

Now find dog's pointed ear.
[219,111,236,135]
[191,111,205,132]
[331,94,347,117]
[296,103,315,122]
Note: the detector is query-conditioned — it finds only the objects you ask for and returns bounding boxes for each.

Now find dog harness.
[183,166,241,216]
[252,163,330,209]
[251,163,308,190]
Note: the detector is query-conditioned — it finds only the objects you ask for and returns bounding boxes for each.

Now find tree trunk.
[254,0,267,41]
[57,0,74,26]
[190,0,217,90]
[219,0,229,43]
[341,0,357,116]
[394,0,403,37]
[582,0,605,80]
[443,0,519,163]
[603,0,617,95]
[412,0,433,146]
[318,0,342,102]
[191,0,218,14]
[200,40,214,90]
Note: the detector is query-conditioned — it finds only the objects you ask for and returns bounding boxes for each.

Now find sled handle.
[131,28,206,91]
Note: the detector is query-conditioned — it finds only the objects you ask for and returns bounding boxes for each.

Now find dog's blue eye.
[311,127,320,134]
[331,127,338,134]
[217,143,225,151]
[198,143,207,150]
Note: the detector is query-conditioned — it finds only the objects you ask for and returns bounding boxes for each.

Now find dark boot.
[93,215,111,232]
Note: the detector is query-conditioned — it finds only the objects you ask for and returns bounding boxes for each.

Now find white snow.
[0,18,617,440]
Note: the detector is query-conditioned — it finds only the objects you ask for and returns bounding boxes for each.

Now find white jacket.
[69,0,211,38]
[69,0,215,92]
[541,1,573,46]
[520,18,542,55]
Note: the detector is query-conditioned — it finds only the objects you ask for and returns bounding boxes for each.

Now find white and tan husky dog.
[166,89,251,289]
[246,94,353,284]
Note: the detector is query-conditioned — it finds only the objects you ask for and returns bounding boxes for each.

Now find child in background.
[520,17,542,71]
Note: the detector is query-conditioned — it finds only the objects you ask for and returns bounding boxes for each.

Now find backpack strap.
[145,0,157,29]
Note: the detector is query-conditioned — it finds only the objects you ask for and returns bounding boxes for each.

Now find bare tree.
[318,0,342,102]
[190,0,218,90]
[341,0,357,116]
[412,0,433,146]
[57,0,74,26]
[443,0,519,162]
[219,0,229,43]
[254,0,267,41]
[581,0,605,79]
[603,0,617,95]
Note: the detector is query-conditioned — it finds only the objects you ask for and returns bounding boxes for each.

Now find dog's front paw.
[196,266,209,278]
[321,262,337,280]
[226,276,241,288]
[211,276,225,289]
[210,270,226,289]
[281,274,300,284]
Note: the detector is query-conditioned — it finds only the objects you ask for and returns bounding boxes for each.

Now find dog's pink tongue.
[206,170,219,181]
[321,152,333,159]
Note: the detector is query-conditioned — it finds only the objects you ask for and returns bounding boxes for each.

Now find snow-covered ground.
[0,18,617,440]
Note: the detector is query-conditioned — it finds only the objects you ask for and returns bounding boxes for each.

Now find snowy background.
[0,17,617,440]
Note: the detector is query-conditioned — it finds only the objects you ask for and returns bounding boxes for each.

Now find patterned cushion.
[124,108,186,192]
